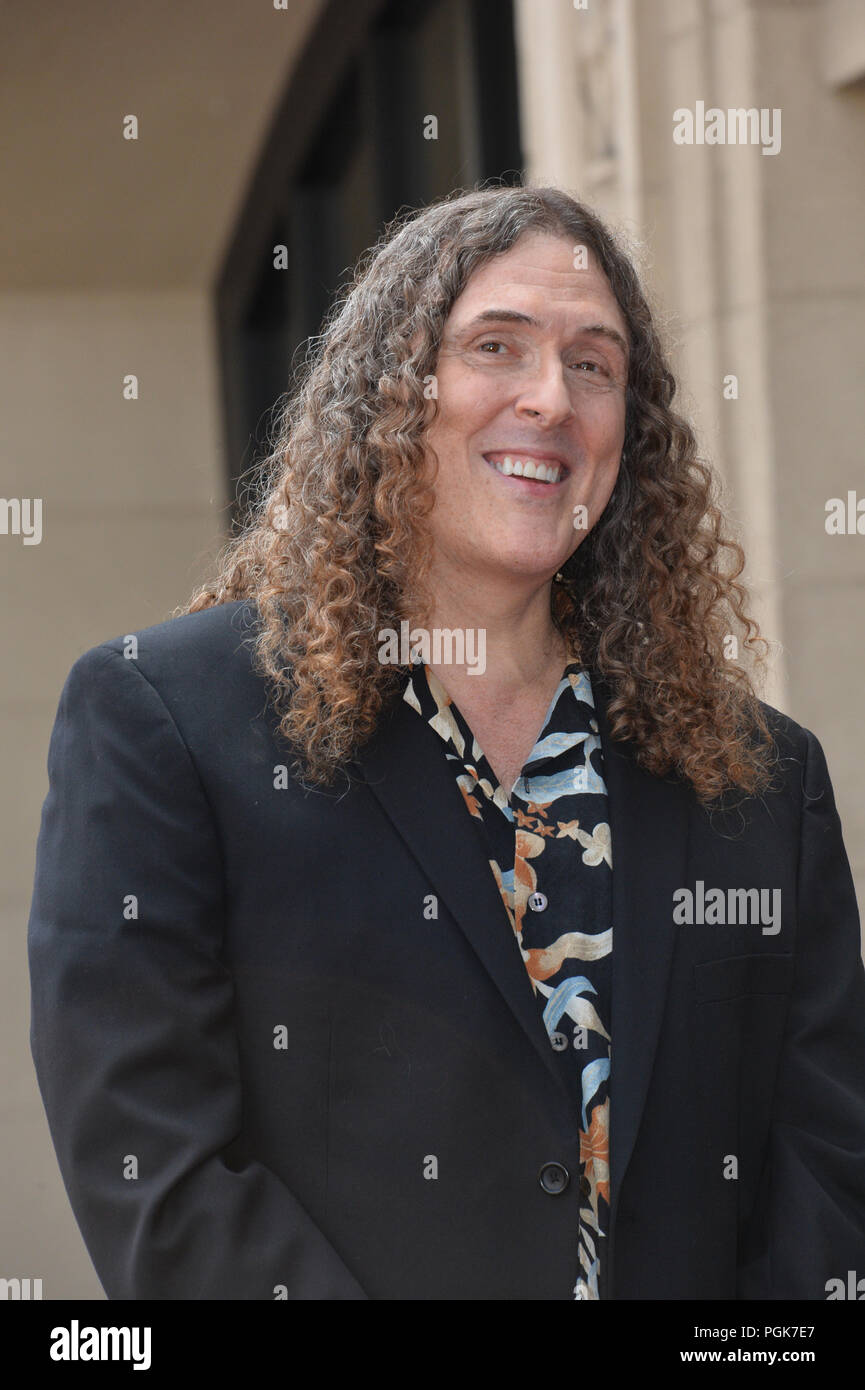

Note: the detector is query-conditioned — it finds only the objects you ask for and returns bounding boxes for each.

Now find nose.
[513,352,575,426]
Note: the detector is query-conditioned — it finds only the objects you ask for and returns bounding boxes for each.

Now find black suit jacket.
[27,598,865,1299]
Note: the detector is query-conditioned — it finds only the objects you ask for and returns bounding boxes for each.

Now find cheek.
[435,365,505,432]
[591,464,622,521]
[581,449,621,505]
[584,393,626,437]
[598,455,621,490]
[581,415,626,483]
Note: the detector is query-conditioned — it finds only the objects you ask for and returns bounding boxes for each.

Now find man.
[28,185,865,1299]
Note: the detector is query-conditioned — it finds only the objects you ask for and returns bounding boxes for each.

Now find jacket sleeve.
[737,725,865,1298]
[27,643,368,1300]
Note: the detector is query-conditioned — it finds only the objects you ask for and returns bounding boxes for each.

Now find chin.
[496,554,564,581]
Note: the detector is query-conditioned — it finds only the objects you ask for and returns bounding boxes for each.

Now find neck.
[420,559,572,693]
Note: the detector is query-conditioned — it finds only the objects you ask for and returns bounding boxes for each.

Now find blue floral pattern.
[403,660,613,1299]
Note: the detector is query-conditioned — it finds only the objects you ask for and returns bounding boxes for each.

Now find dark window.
[217,0,523,514]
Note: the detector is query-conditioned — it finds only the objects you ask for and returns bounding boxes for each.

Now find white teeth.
[490,455,562,484]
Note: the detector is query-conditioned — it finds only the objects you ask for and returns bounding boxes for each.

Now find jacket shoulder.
[60,599,263,708]
[753,698,842,789]
[754,697,809,757]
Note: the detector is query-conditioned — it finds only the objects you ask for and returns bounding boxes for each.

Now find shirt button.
[538,1162,570,1195]
[579,1174,591,1199]
[528,891,548,912]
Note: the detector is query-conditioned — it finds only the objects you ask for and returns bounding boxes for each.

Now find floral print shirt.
[402,659,612,1300]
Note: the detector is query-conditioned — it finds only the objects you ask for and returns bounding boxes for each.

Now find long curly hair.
[179,183,779,805]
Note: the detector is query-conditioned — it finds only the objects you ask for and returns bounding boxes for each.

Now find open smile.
[482,450,570,494]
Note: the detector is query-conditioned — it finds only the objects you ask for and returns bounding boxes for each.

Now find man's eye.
[477,340,508,354]
[572,359,607,375]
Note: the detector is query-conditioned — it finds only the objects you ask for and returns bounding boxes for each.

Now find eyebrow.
[452,307,630,362]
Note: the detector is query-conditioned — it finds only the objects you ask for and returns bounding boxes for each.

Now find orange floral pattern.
[403,659,612,1299]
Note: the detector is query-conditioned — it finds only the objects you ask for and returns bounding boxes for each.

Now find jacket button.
[538,1161,570,1195]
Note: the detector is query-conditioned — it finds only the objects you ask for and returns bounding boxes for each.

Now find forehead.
[445,231,628,340]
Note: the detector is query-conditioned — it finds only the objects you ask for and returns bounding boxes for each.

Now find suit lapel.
[354,668,690,1232]
[590,674,689,1242]
[353,679,575,1113]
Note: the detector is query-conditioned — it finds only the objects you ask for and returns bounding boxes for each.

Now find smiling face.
[422,231,629,589]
